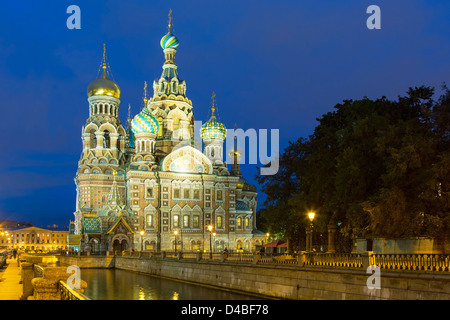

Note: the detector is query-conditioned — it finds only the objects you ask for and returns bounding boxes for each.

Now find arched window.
[173,215,179,228]
[217,216,223,228]
[103,130,110,148]
[146,215,153,228]
[173,118,180,139]
[157,117,163,138]
[90,132,97,148]
[237,217,242,228]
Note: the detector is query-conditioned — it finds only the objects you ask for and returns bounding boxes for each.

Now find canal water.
[81,268,262,300]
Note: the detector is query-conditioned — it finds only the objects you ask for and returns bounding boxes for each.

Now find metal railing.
[372,254,450,272]
[65,250,450,273]
[59,281,90,300]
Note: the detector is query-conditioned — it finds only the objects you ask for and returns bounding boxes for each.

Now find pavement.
[0,259,23,300]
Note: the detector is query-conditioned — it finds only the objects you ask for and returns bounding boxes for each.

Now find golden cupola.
[87,45,121,99]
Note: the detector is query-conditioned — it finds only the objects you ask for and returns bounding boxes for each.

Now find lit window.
[217,216,223,228]
[193,216,199,228]
[183,216,189,228]
[193,189,200,200]
[237,217,242,228]
[146,215,153,227]
[173,215,179,227]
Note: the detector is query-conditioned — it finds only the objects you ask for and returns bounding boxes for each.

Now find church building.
[69,14,265,254]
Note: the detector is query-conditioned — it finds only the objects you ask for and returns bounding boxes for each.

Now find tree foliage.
[256,86,450,251]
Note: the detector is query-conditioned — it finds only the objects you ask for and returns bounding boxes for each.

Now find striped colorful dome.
[160,32,179,50]
[131,108,160,135]
[200,116,227,141]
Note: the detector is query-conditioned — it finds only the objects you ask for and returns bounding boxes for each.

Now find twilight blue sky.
[0,0,449,228]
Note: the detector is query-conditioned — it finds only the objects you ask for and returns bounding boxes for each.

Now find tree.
[256,86,450,251]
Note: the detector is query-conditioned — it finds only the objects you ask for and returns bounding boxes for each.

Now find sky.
[0,0,449,228]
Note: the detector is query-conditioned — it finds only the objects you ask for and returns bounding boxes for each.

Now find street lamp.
[140,230,144,252]
[174,230,178,252]
[308,212,315,253]
[207,225,213,258]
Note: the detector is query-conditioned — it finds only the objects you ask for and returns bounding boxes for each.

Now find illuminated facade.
[70,15,265,253]
[2,227,68,252]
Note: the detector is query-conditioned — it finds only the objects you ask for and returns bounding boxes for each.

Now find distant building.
[69,14,265,253]
[3,226,69,252]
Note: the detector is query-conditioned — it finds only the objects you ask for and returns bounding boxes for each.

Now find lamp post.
[308,212,315,253]
[140,230,144,252]
[174,230,178,253]
[207,225,213,258]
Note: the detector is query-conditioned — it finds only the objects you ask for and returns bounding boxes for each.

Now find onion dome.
[131,108,160,134]
[200,93,226,141]
[160,32,179,50]
[201,115,227,141]
[88,46,121,99]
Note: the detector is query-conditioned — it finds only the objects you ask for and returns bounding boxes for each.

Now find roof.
[106,217,134,234]
[235,200,252,213]
[263,240,287,248]
[82,217,101,234]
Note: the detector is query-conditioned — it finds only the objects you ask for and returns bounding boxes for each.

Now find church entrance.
[113,239,129,253]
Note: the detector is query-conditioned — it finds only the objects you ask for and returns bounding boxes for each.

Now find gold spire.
[102,43,107,71]
[211,91,216,116]
[143,81,148,107]
[127,104,131,125]
[168,9,173,33]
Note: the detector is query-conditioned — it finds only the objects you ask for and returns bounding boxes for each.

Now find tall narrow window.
[103,131,110,148]
[184,189,190,199]
[183,215,189,228]
[237,217,242,228]
[217,216,223,228]
[193,216,199,228]
[173,215,179,228]
[217,190,223,201]
[146,215,153,227]
[146,188,153,198]
[173,189,180,199]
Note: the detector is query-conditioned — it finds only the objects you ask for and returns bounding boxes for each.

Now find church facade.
[69,17,265,254]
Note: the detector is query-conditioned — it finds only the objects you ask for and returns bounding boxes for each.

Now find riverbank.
[59,254,450,300]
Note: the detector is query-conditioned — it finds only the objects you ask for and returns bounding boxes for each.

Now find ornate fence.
[108,251,450,273]
[372,254,450,272]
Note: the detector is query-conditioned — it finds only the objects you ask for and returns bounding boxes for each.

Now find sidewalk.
[0,259,23,300]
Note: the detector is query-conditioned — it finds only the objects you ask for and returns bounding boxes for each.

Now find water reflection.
[81,269,261,300]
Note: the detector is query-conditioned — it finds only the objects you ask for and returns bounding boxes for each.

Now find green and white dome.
[131,108,160,135]
[160,32,179,50]
[201,115,227,141]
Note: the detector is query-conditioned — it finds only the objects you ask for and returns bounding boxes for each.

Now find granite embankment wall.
[59,255,450,300]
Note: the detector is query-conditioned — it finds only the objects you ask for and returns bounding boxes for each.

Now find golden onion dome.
[87,64,121,99]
